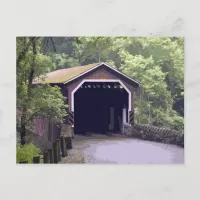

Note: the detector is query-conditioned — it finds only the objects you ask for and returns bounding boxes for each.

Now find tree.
[17,37,67,145]
[116,37,184,129]
[75,37,114,64]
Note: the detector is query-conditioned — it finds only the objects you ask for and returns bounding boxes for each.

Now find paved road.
[76,136,184,164]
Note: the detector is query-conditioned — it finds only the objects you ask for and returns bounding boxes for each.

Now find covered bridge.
[34,62,140,141]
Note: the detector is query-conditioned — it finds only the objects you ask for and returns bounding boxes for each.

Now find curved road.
[78,137,184,164]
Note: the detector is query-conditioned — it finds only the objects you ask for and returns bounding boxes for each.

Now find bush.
[170,115,184,131]
[16,143,41,163]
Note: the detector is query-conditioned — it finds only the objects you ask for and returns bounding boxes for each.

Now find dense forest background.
[17,37,184,145]
[44,37,184,130]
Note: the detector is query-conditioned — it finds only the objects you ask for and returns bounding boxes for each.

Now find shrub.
[16,143,41,163]
[170,115,184,131]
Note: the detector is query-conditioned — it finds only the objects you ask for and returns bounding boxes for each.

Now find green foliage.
[167,113,184,131]
[28,85,68,124]
[17,37,68,144]
[113,37,184,130]
[75,37,113,63]
[18,36,184,131]
[16,143,41,163]
[48,53,79,70]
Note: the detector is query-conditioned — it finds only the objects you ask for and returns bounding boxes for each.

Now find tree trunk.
[19,38,37,145]
[20,111,26,145]
[17,37,35,67]
[98,50,101,62]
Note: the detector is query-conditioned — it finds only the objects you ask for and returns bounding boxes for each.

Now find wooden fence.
[19,136,73,164]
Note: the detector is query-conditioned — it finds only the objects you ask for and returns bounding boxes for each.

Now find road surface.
[74,135,184,164]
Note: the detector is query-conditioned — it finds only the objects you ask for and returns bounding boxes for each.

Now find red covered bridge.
[34,62,140,142]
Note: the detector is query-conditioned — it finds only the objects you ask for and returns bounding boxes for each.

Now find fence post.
[43,151,50,163]
[56,139,61,162]
[53,141,58,163]
[72,125,74,139]
[65,137,72,149]
[60,136,67,157]
[33,156,40,163]
[48,149,54,163]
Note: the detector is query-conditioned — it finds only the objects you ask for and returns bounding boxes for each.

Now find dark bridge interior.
[74,82,128,134]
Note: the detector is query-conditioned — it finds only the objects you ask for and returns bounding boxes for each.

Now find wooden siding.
[65,64,136,112]
[34,117,61,143]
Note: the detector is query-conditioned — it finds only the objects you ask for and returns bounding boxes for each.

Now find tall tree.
[17,37,67,145]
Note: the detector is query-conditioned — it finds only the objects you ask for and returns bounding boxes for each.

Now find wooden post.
[48,149,54,163]
[60,136,68,157]
[33,156,40,163]
[43,151,50,163]
[118,116,122,133]
[56,139,61,162]
[129,111,134,126]
[110,107,114,131]
[53,141,58,163]
[72,125,74,139]
[65,137,72,149]
[122,108,126,134]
